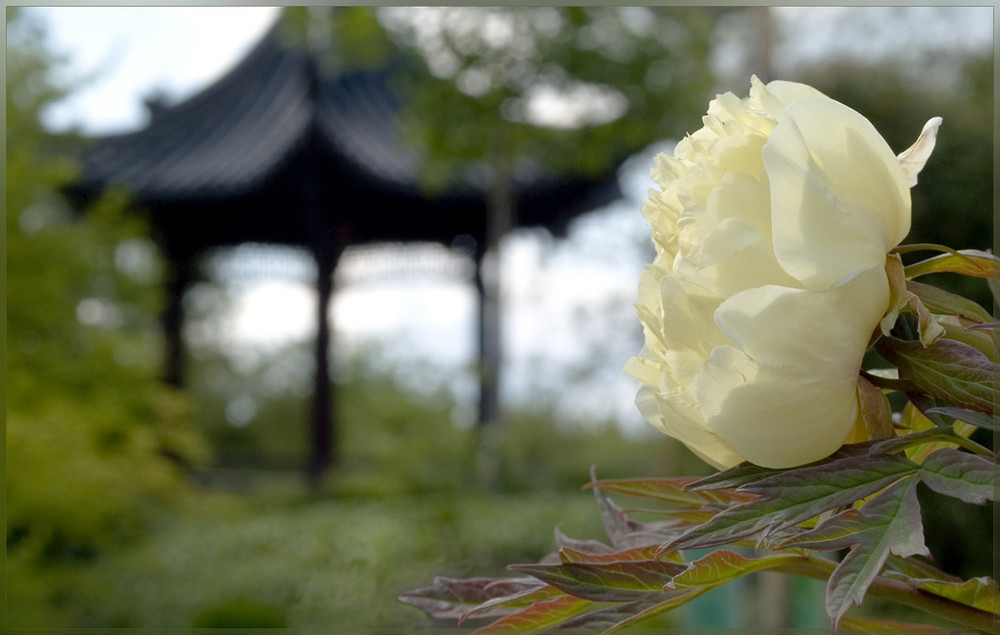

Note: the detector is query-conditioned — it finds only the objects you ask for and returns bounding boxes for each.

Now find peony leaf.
[837,615,955,634]
[938,321,1000,362]
[877,337,999,415]
[588,469,662,550]
[460,584,565,625]
[472,594,600,633]
[508,559,686,602]
[556,600,663,630]
[666,453,919,552]
[919,448,998,505]
[667,549,806,589]
[398,575,543,621]
[912,576,1000,614]
[585,476,756,507]
[883,554,962,583]
[553,526,619,557]
[559,543,675,565]
[685,462,785,491]
[906,279,994,324]
[687,443,874,491]
[925,406,998,431]
[781,477,928,626]
[599,587,709,632]
[903,249,1000,279]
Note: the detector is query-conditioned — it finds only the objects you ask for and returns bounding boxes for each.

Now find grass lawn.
[8,484,610,629]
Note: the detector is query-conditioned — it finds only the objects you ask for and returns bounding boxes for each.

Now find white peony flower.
[626,77,941,469]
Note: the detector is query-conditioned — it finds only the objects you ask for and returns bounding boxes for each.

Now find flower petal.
[896,116,943,187]
[635,385,743,470]
[764,95,911,291]
[695,266,890,468]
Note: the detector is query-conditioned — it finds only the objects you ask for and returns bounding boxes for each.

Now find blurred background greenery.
[5,6,993,630]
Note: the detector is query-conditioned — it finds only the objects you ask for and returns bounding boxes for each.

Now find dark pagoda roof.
[66,20,624,259]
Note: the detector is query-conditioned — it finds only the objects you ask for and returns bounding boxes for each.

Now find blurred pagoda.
[65,12,625,486]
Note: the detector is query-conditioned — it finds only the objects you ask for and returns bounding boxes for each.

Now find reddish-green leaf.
[919,448,998,505]
[667,549,807,589]
[666,454,919,552]
[399,575,541,621]
[685,462,784,491]
[877,337,999,415]
[559,543,671,565]
[838,615,955,634]
[460,584,565,624]
[913,576,1000,614]
[473,594,599,633]
[601,587,711,632]
[589,471,657,550]
[780,477,928,625]
[904,249,1000,279]
[508,560,686,602]
[586,476,756,507]
[553,526,618,557]
[556,600,660,630]
[688,443,875,492]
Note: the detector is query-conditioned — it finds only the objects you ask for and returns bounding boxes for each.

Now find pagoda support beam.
[307,246,338,489]
[161,254,191,388]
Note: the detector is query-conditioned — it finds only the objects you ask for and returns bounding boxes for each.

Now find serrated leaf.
[925,406,998,431]
[585,476,756,507]
[904,249,1000,279]
[781,477,928,626]
[508,559,686,602]
[877,337,999,415]
[667,549,806,589]
[666,453,919,552]
[473,594,599,633]
[913,576,1000,614]
[919,448,998,504]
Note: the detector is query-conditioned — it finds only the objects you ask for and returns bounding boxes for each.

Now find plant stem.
[777,554,998,631]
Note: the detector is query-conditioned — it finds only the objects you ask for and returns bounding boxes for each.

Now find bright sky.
[23,6,995,428]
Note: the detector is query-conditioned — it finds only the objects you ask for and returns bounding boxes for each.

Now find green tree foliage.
[6,7,208,565]
[283,6,719,191]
